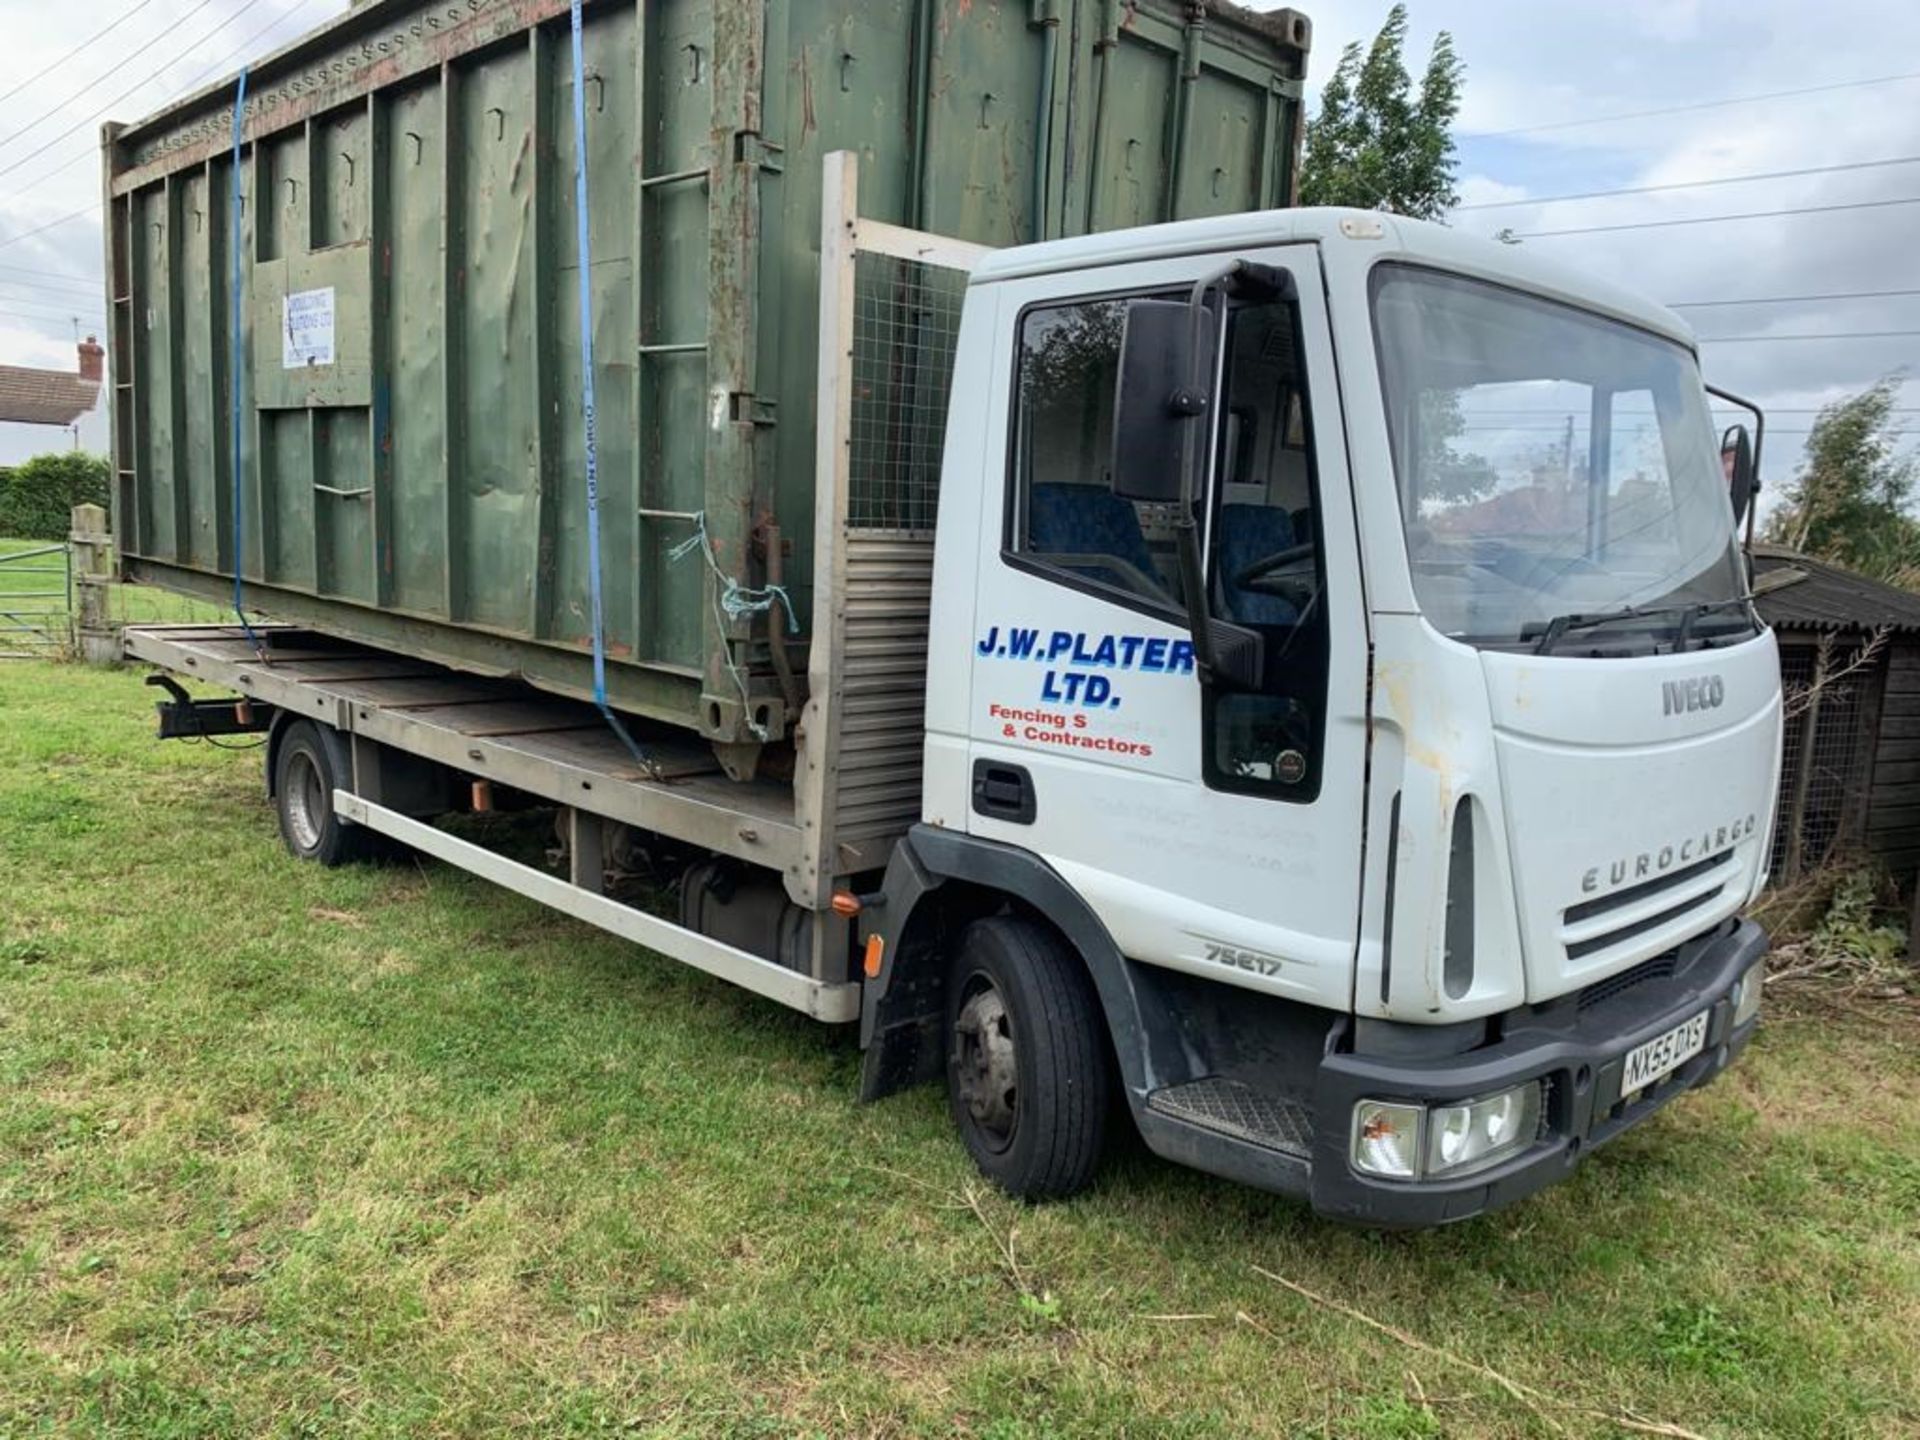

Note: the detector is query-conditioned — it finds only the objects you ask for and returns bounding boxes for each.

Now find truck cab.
[862,206,1778,1225]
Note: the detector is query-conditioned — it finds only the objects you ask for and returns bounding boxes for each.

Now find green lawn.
[0,650,1916,1438]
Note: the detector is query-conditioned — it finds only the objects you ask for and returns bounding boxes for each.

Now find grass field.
[1,624,1917,1437]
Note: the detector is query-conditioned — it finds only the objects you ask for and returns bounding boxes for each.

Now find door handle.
[971,759,1036,824]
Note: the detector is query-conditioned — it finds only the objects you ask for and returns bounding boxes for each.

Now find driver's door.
[961,245,1369,1013]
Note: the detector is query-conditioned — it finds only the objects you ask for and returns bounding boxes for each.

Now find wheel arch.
[859,825,1156,1103]
[265,711,351,801]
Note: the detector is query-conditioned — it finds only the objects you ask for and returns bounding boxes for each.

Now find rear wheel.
[273,720,369,867]
[945,917,1111,1200]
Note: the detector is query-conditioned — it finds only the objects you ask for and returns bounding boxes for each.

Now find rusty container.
[104,0,1309,746]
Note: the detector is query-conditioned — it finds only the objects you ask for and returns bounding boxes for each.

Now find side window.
[1006,297,1184,611]
[1204,298,1328,802]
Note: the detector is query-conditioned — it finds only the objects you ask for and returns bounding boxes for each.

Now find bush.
[0,451,110,540]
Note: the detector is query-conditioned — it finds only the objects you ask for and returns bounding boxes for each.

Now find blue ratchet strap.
[569,2,656,777]
[229,68,264,654]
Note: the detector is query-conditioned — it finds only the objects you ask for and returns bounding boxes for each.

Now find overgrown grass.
[1,650,1917,1437]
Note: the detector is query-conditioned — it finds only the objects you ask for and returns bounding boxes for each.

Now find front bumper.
[1138,917,1768,1226]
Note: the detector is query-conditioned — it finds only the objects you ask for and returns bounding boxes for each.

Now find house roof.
[1751,543,1920,634]
[0,363,99,426]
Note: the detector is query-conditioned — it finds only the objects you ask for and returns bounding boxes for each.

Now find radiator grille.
[1578,951,1679,1011]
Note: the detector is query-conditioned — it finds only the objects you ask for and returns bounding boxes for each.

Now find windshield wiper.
[1530,597,1756,656]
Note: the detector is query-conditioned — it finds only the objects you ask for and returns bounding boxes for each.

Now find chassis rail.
[124,623,859,1024]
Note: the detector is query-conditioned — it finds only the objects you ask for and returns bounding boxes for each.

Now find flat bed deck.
[124,625,805,876]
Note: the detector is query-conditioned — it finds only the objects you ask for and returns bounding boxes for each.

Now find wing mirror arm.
[1111,261,1291,691]
[1707,383,1764,550]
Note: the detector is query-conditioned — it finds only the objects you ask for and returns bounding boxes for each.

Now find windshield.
[1371,264,1750,650]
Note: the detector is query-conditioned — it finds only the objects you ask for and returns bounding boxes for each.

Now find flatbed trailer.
[124,622,858,1022]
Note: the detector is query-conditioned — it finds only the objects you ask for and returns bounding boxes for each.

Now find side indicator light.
[862,935,885,978]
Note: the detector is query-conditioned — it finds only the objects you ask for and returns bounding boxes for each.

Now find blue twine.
[228,68,262,653]
[667,512,796,743]
[569,1,655,777]
[667,512,800,632]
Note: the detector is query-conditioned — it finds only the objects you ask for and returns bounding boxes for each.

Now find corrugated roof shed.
[0,338,103,427]
[1751,543,1920,634]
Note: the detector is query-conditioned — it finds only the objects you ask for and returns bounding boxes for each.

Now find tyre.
[272,719,369,866]
[944,916,1111,1200]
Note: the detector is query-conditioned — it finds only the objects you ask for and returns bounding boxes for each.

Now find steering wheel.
[1233,540,1317,594]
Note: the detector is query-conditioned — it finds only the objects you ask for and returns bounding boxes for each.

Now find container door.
[961,244,1368,1013]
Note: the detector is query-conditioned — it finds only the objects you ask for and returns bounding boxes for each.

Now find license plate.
[1620,1010,1709,1098]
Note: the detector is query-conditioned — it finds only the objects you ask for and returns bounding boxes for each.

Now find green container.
[104,0,1309,745]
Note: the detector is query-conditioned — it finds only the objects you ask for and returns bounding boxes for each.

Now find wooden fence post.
[70,503,122,664]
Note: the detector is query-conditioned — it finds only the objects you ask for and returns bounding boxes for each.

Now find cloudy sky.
[0,0,1913,514]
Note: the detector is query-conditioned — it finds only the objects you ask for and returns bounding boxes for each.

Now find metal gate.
[0,541,72,659]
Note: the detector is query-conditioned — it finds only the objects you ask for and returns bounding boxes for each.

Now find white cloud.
[0,0,347,460]
[1260,0,1920,491]
[1457,174,1528,208]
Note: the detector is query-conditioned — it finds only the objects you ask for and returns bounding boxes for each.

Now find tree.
[1298,4,1465,221]
[0,451,110,542]
[1764,376,1920,584]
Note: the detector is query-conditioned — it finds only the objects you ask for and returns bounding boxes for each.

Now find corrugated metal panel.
[832,532,934,842]
[1752,544,1920,634]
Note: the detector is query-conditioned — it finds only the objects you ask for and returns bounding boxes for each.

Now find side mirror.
[1110,299,1215,504]
[1721,423,1758,526]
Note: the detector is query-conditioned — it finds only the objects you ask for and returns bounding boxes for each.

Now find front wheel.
[945,917,1111,1200]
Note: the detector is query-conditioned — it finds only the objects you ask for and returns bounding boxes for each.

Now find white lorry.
[129,154,1778,1225]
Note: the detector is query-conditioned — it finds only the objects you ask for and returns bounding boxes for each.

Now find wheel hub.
[954,983,1018,1149]
[285,751,325,852]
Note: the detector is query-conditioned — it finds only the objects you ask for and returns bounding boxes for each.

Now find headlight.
[1732,963,1765,1028]
[1350,1100,1423,1180]
[1351,1082,1542,1182]
[1425,1082,1541,1178]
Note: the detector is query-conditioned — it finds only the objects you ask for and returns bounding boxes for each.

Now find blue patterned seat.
[1216,503,1300,625]
[1028,483,1160,595]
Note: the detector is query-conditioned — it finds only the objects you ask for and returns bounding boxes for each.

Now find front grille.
[1562,848,1735,962]
[1565,849,1732,926]
[1566,889,1724,961]
[1578,951,1678,1011]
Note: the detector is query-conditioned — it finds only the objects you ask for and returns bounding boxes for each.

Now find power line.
[1469,70,1920,139]
[0,0,168,109]
[0,204,100,255]
[0,294,105,321]
[1457,155,1920,211]
[0,0,228,150]
[1462,407,1920,415]
[1670,288,1920,309]
[0,0,336,203]
[1508,194,1920,238]
[0,291,106,320]
[0,310,100,331]
[0,273,105,301]
[0,0,275,183]
[0,263,101,286]
[1697,331,1920,342]
[0,0,335,257]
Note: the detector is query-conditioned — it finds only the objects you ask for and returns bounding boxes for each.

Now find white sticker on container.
[282,286,336,369]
